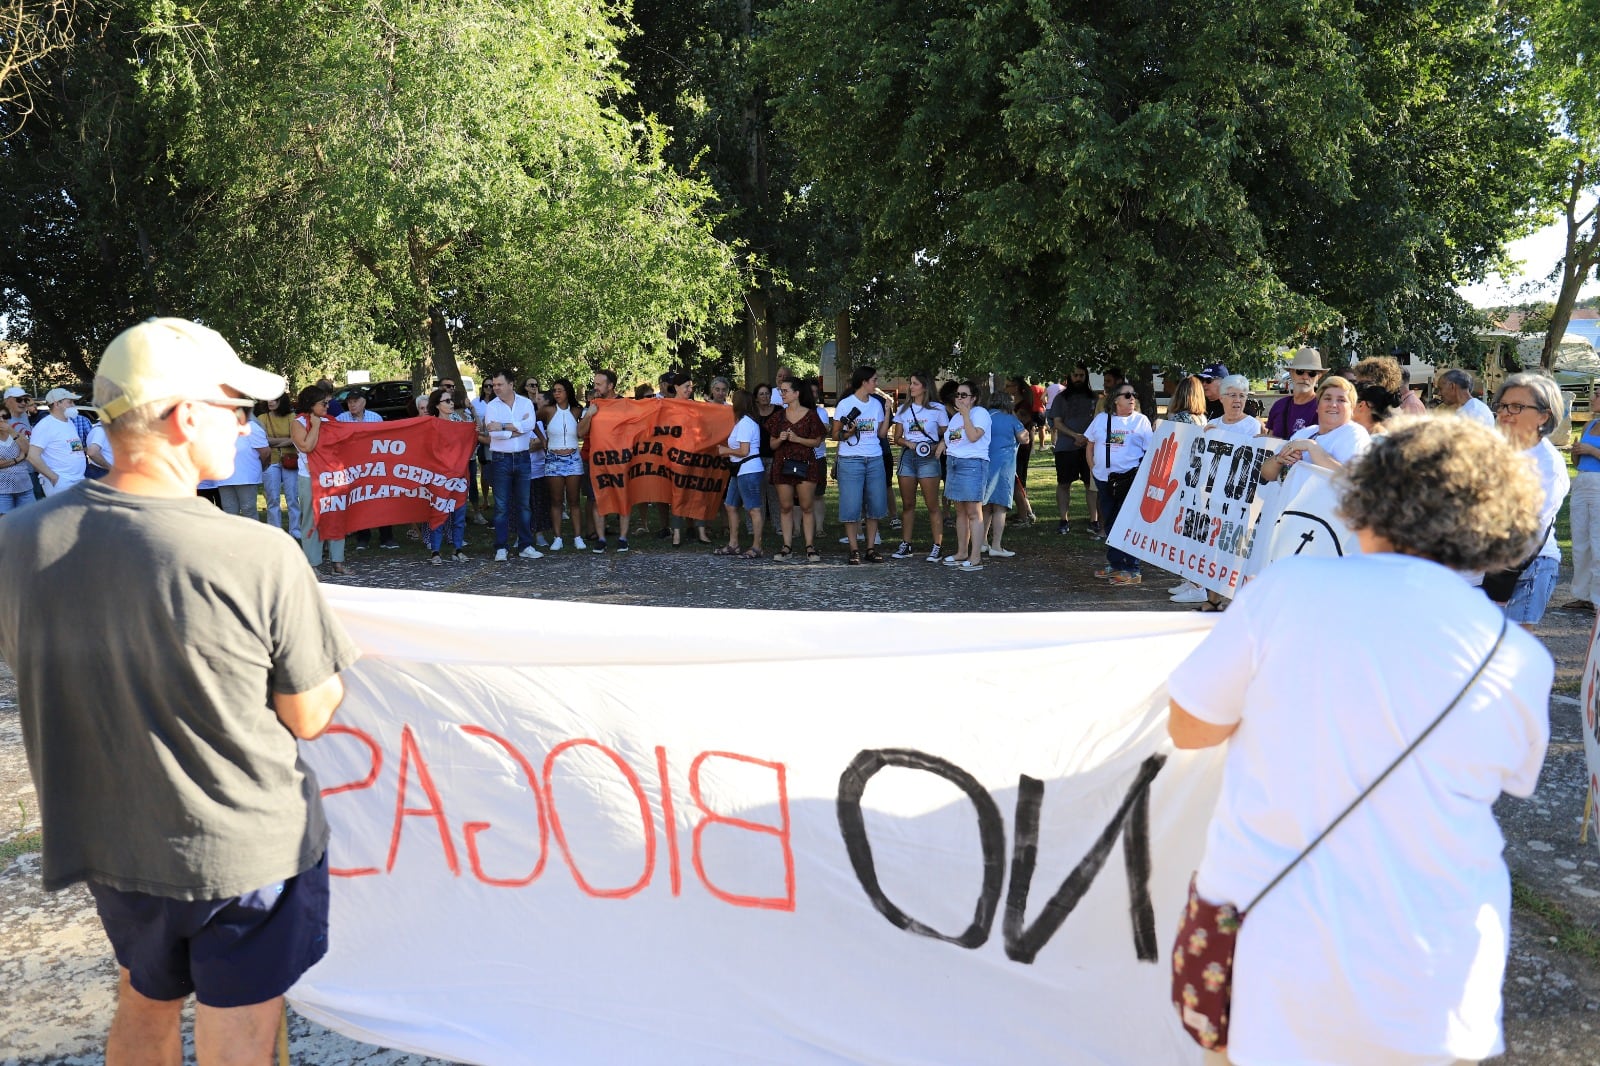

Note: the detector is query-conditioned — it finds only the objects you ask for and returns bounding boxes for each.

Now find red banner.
[308,417,479,539]
[588,399,736,522]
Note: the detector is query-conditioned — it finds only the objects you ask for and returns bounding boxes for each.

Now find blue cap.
[1198,363,1229,381]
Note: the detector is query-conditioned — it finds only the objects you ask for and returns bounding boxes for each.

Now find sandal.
[330,563,348,576]
[740,548,764,559]
[864,548,884,563]
[848,550,862,565]
[776,545,793,560]
[805,545,821,563]
[712,545,740,557]
[1198,600,1226,613]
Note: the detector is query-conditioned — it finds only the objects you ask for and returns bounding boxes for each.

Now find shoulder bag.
[1104,413,1138,502]
[1171,614,1509,1051]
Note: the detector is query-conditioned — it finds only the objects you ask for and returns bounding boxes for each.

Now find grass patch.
[1512,875,1600,963]
[0,829,41,863]
[1555,676,1584,697]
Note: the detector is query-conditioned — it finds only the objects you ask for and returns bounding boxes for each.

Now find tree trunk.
[426,303,462,388]
[744,289,772,389]
[835,310,851,400]
[1542,162,1600,371]
[1131,364,1156,421]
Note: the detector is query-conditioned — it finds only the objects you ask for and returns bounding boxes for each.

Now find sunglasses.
[1292,369,1319,377]
[439,398,456,405]
[1116,392,1136,399]
[955,392,974,398]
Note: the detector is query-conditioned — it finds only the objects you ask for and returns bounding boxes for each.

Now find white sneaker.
[989,547,1016,558]
[1171,586,1209,604]
[549,537,564,552]
[979,543,990,555]
[494,548,508,561]
[519,545,543,560]
[574,536,587,551]
[959,560,984,572]
[926,544,944,562]
[1169,580,1199,599]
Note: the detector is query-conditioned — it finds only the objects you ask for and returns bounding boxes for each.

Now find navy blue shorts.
[89,852,330,1008]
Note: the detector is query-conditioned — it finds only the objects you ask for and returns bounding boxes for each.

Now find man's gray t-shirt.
[1048,390,1097,452]
[0,481,359,898]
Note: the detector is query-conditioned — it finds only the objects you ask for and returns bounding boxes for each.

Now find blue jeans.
[1096,479,1139,573]
[490,451,533,550]
[0,490,33,515]
[1506,555,1558,625]
[426,506,468,553]
[836,454,888,523]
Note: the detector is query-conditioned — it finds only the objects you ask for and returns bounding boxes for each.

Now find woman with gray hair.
[1169,415,1552,1065]
[1492,371,1570,625]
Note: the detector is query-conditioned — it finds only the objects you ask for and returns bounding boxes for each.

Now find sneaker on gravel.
[429,552,442,565]
[989,547,1016,558]
[891,541,914,559]
[453,551,468,562]
[1110,570,1142,586]
[979,543,990,555]
[549,537,564,552]
[494,548,508,561]
[1087,524,1104,540]
[926,544,944,562]
[1057,521,1070,535]
[617,538,630,553]
[959,560,984,572]
[574,536,587,551]
[1171,585,1208,604]
[520,545,544,560]
[1093,566,1116,579]
[592,540,607,554]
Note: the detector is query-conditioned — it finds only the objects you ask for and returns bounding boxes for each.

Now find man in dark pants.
[0,318,359,1064]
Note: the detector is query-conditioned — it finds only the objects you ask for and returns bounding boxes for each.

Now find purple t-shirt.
[1267,396,1317,439]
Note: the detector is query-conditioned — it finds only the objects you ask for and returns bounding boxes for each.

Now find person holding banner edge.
[425,388,471,563]
[292,385,346,575]
[1084,385,1152,585]
[1167,415,1552,1065]
[0,318,359,1066]
[1257,376,1370,487]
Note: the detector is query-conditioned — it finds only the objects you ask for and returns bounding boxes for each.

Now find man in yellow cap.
[0,318,359,1063]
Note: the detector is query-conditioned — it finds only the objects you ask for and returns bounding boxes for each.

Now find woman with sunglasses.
[889,370,948,561]
[766,378,826,561]
[1084,385,1152,585]
[291,385,345,575]
[423,388,471,564]
[1491,373,1570,626]
[936,380,990,572]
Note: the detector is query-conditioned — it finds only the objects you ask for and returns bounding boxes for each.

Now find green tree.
[761,0,1545,377]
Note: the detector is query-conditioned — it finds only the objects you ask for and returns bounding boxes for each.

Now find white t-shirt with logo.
[1204,415,1263,441]
[833,393,885,459]
[944,406,992,460]
[32,415,86,494]
[894,402,948,451]
[727,415,765,476]
[1083,411,1152,475]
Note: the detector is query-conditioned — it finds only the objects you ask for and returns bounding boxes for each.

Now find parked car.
[333,380,417,422]
[1269,368,1291,392]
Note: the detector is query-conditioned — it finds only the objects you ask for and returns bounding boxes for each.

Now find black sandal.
[864,548,884,563]
[848,550,861,565]
[776,545,793,560]
[805,545,821,563]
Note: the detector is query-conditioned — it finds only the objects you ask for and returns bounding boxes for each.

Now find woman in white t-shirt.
[1257,376,1370,489]
[1083,385,1152,585]
[935,380,991,573]
[1201,375,1262,439]
[889,370,948,561]
[714,389,767,558]
[1168,416,1552,1066]
[291,385,346,574]
[216,410,270,519]
[1492,372,1571,626]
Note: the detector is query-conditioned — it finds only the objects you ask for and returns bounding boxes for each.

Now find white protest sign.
[1579,616,1600,848]
[1106,423,1279,596]
[1241,464,1361,580]
[290,587,1223,1065]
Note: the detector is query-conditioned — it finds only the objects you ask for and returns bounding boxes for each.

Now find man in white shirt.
[27,388,88,496]
[1435,368,1496,427]
[336,389,396,549]
[483,369,542,561]
[580,369,630,553]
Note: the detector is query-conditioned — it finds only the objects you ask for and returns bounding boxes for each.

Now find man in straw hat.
[1265,346,1325,440]
[0,317,358,1063]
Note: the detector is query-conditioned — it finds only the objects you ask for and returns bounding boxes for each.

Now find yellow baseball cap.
[95,318,286,422]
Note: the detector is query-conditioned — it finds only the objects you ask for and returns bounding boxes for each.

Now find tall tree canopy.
[2,0,741,389]
[761,0,1547,375]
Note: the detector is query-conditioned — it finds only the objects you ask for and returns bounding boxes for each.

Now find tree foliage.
[761,0,1545,376]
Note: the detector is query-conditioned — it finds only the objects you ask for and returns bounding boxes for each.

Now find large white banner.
[291,588,1225,1065]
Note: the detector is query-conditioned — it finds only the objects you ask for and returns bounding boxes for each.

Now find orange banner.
[309,417,479,539]
[588,398,736,521]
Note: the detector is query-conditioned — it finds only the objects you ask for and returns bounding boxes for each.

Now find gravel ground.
[3,500,1599,1064]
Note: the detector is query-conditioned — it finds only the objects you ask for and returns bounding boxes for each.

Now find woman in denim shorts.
[889,370,948,562]
[715,390,767,557]
[937,380,991,572]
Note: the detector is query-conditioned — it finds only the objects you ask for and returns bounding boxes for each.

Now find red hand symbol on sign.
[1139,435,1180,523]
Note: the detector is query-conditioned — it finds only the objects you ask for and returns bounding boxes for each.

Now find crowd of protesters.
[0,350,1578,624]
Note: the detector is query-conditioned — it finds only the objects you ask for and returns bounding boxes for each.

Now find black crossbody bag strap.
[1245,613,1509,911]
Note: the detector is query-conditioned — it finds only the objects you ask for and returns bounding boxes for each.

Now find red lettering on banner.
[656,745,682,896]
[543,739,657,899]
[689,751,796,912]
[319,724,384,878]
[386,725,462,876]
[459,725,549,888]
